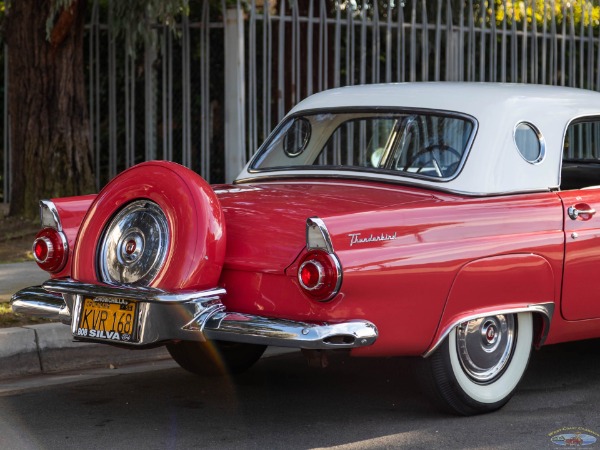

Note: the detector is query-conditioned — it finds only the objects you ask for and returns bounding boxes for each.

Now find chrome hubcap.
[98,200,169,285]
[456,315,516,383]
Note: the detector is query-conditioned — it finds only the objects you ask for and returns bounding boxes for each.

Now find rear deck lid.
[214,180,438,273]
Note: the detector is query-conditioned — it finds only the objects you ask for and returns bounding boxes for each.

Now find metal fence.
[3,0,600,203]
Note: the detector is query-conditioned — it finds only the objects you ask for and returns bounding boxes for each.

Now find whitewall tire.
[420,312,533,415]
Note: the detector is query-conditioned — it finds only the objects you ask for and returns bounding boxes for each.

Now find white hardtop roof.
[239,83,600,195]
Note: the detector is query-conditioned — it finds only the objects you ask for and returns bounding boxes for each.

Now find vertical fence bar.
[409,1,416,81]
[3,44,8,203]
[263,1,272,137]
[561,3,567,86]
[291,1,299,105]
[108,0,118,178]
[307,0,314,95]
[421,1,429,81]
[385,2,392,83]
[224,5,246,182]
[458,1,464,80]
[520,1,527,83]
[160,28,167,162]
[588,4,594,91]
[125,30,133,168]
[143,17,157,162]
[397,2,405,82]
[199,0,210,178]
[467,0,474,81]
[181,14,191,168]
[541,1,547,85]
[510,4,518,82]
[579,6,585,88]
[334,2,341,88]
[347,3,355,86]
[531,0,538,84]
[373,1,381,84]
[434,0,442,81]
[550,3,558,86]
[248,0,257,160]
[88,0,99,188]
[489,0,497,82]
[165,29,172,163]
[479,0,486,82]
[360,1,367,85]
[277,0,286,119]
[568,6,576,87]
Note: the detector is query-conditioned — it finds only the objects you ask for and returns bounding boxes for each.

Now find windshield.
[251,111,476,180]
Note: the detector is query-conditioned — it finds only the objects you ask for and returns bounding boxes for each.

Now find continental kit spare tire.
[72,161,226,290]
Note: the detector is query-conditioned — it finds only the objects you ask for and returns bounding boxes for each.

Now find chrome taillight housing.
[298,217,343,302]
[33,227,68,273]
[298,250,341,301]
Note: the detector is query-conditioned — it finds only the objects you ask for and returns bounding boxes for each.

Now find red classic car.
[12,83,600,415]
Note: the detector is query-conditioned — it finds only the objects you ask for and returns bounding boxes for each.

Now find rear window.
[251,111,475,181]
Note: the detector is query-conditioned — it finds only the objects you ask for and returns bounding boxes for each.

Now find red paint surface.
[42,171,600,356]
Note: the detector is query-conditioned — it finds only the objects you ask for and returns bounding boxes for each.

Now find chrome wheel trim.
[456,315,515,383]
[98,200,169,285]
[448,312,533,404]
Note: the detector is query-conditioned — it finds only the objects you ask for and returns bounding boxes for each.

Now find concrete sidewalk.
[0,262,169,380]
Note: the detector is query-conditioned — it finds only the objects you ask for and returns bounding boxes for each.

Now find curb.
[0,322,170,380]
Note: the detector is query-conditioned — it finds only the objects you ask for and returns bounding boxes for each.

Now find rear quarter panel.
[325,192,564,356]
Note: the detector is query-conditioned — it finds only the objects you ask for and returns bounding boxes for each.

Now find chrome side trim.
[40,200,62,231]
[306,217,335,253]
[43,278,226,303]
[11,286,71,324]
[204,313,378,349]
[423,302,554,358]
[234,172,553,197]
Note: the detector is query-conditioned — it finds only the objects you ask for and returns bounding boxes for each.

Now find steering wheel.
[403,143,462,177]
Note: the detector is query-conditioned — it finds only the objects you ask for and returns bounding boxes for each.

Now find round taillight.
[299,260,325,290]
[33,237,53,262]
[32,228,68,273]
[297,250,341,302]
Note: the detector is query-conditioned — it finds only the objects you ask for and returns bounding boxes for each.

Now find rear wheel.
[420,312,533,415]
[167,340,267,376]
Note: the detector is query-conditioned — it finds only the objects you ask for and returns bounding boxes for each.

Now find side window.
[561,119,600,190]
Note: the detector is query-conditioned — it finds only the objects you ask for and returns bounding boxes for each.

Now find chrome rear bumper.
[11,279,378,350]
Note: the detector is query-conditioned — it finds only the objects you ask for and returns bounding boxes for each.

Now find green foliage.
[493,0,600,27]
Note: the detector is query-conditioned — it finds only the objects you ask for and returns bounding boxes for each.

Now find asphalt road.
[1,340,600,450]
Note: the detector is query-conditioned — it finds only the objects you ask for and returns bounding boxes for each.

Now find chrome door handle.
[568,206,596,220]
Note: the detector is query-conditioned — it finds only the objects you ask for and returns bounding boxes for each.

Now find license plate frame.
[76,296,138,343]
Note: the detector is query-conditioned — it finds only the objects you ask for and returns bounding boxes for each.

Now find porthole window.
[514,122,545,164]
[283,118,311,157]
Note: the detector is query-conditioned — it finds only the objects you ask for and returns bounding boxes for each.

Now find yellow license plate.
[76,297,138,343]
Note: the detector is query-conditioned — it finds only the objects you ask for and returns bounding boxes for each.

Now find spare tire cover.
[72,161,226,291]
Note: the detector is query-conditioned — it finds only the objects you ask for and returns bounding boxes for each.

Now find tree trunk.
[5,0,94,219]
